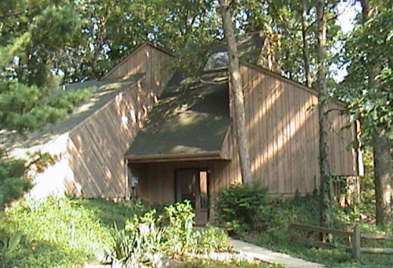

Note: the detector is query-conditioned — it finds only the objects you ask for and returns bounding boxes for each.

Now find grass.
[0,196,147,268]
[238,193,393,268]
[0,197,276,268]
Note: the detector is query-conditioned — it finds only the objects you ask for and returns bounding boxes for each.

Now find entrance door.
[175,169,209,225]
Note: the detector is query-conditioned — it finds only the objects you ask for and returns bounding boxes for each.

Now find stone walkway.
[230,239,325,268]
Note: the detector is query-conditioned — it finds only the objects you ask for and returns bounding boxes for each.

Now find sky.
[333,1,362,82]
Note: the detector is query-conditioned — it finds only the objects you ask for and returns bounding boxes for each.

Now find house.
[6,42,361,224]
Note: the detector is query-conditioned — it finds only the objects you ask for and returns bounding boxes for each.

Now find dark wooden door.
[175,169,209,225]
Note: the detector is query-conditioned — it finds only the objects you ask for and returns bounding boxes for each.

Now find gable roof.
[103,42,174,80]
[126,70,230,162]
[2,74,144,149]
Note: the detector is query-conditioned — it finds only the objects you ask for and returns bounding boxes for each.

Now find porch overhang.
[126,150,231,163]
[126,70,232,164]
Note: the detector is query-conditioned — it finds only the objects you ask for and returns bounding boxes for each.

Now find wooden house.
[123,44,361,224]
[7,43,361,223]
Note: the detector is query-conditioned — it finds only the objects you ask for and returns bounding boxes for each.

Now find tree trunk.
[316,0,333,229]
[219,0,253,184]
[301,0,312,88]
[373,131,393,224]
[360,0,393,225]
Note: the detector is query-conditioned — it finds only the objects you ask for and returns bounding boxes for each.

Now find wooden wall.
[227,63,358,196]
[104,43,173,94]
[67,45,174,198]
[131,62,359,205]
[326,102,358,176]
[68,80,147,197]
[131,160,231,205]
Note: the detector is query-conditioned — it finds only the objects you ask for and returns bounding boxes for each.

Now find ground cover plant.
[106,200,233,267]
[215,170,393,268]
[0,197,147,267]
[0,150,30,206]
[0,197,263,268]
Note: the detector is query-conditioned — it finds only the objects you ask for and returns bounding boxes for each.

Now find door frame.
[174,168,210,224]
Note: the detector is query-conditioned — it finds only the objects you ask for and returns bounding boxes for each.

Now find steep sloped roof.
[2,74,144,149]
[126,70,230,162]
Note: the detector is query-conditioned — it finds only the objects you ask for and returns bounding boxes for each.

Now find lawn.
[0,197,147,267]
[0,197,279,268]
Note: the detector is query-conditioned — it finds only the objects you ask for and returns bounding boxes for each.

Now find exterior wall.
[66,45,174,198]
[131,62,359,205]
[104,44,173,94]
[131,160,231,205]
[326,102,358,176]
[220,64,358,196]
[68,79,151,198]
[104,45,148,80]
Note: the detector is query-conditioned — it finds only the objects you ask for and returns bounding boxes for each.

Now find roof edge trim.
[102,42,174,80]
[127,151,229,163]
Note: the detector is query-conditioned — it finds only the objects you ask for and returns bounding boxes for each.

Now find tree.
[219,0,253,184]
[316,0,334,230]
[340,0,393,225]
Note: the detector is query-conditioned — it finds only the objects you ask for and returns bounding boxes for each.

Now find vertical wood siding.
[104,44,173,94]
[104,45,148,80]
[326,102,358,176]
[68,80,153,198]
[132,160,231,205]
[128,52,358,204]
[227,64,358,196]
[67,45,174,198]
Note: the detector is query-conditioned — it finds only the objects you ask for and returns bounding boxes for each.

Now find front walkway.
[230,239,325,268]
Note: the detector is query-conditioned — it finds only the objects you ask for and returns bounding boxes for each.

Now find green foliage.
[338,2,393,144]
[0,150,29,206]
[0,197,144,268]
[215,182,269,234]
[0,231,23,268]
[106,201,230,266]
[237,192,393,267]
[0,81,92,132]
[161,200,197,254]
[197,225,229,253]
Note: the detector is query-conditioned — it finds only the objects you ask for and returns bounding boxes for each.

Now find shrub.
[106,201,230,266]
[215,182,269,234]
[0,230,23,268]
[0,81,92,132]
[0,197,113,267]
[196,225,230,253]
[0,150,30,206]
[161,200,197,254]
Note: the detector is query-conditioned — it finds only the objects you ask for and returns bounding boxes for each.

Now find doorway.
[175,168,209,225]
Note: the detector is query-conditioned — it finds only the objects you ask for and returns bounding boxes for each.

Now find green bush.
[0,197,116,267]
[106,201,230,266]
[0,150,30,206]
[196,225,229,253]
[161,200,197,254]
[0,80,92,132]
[0,230,23,268]
[215,182,269,234]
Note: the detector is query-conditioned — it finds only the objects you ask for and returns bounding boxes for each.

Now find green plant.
[0,81,92,133]
[0,231,23,268]
[215,182,269,234]
[107,201,231,266]
[196,225,230,253]
[161,200,198,254]
[0,197,126,267]
[0,150,30,206]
